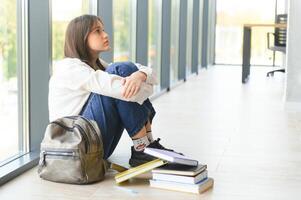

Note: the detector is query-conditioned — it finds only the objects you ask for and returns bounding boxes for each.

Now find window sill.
[0,151,39,186]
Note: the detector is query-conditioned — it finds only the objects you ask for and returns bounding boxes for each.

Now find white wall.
[285,0,301,107]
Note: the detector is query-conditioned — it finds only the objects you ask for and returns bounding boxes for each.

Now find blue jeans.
[80,62,156,159]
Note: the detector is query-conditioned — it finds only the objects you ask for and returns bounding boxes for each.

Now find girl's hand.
[122,71,147,99]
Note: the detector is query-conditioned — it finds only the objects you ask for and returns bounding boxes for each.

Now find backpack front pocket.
[38,150,87,184]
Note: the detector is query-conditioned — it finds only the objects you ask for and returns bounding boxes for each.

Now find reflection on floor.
[1,66,301,200]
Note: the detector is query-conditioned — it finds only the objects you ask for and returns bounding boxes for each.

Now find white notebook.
[149,177,214,194]
[144,148,198,166]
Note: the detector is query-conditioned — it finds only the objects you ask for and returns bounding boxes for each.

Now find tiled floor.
[1,66,301,200]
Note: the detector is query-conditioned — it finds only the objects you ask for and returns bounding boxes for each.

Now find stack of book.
[114,147,213,194]
[145,148,214,194]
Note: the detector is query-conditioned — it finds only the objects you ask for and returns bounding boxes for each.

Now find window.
[148,0,162,92]
[198,0,204,68]
[170,0,180,86]
[215,0,282,66]
[113,0,136,62]
[52,0,91,63]
[0,0,28,164]
[186,0,193,75]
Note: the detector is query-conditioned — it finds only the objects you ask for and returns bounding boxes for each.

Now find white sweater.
[49,58,156,122]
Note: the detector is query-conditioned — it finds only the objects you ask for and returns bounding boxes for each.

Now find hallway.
[1,66,300,200]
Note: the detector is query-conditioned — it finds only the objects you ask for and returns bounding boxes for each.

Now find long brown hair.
[64,14,105,70]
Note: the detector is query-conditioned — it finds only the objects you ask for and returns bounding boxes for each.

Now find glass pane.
[215,0,283,66]
[148,0,162,92]
[52,0,90,62]
[186,0,193,75]
[113,0,135,62]
[170,0,180,85]
[198,0,204,68]
[0,0,19,162]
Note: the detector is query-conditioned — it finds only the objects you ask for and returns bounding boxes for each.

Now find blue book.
[152,163,207,176]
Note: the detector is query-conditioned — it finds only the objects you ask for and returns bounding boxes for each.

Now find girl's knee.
[106,61,138,77]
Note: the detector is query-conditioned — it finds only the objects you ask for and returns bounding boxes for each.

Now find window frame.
[0,0,99,186]
[0,0,44,186]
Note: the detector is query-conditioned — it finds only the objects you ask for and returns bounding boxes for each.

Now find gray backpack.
[38,116,109,184]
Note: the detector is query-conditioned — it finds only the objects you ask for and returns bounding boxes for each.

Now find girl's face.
[87,21,110,56]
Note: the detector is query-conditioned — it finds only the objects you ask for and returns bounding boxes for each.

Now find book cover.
[152,170,208,184]
[114,159,167,184]
[144,147,198,166]
[152,163,207,176]
[149,177,214,194]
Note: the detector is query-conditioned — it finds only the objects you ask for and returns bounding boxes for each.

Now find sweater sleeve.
[62,66,153,104]
[100,58,158,85]
[134,63,158,85]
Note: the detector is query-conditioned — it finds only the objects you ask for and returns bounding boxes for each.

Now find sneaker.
[129,138,181,167]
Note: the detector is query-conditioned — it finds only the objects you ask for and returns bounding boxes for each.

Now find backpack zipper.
[42,150,76,157]
[51,121,90,153]
[74,124,91,153]
[39,150,78,167]
[79,116,101,149]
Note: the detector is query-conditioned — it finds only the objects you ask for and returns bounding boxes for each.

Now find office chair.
[266,14,287,77]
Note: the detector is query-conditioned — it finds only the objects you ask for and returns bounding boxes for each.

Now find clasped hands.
[121,71,147,99]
